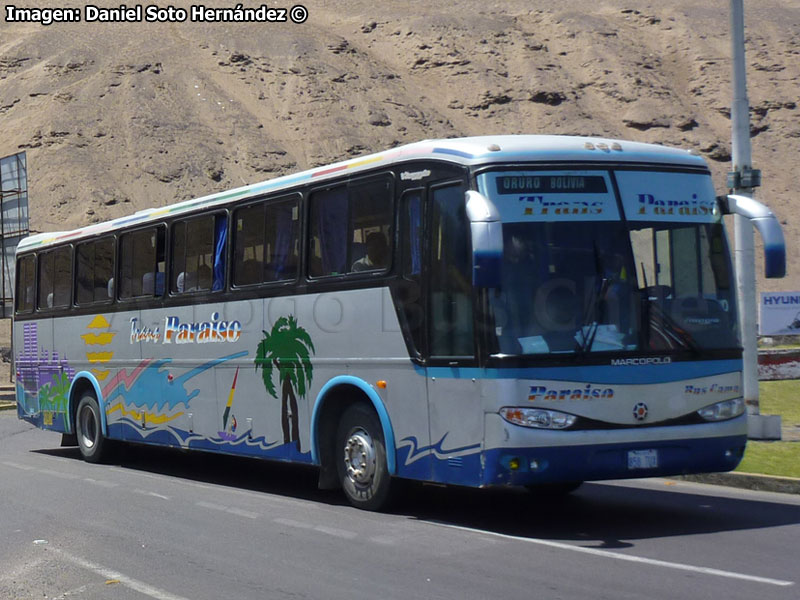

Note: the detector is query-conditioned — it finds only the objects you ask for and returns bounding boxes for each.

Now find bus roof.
[18,134,708,252]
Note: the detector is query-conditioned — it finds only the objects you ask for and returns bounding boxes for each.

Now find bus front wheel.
[335,404,392,511]
[75,393,109,464]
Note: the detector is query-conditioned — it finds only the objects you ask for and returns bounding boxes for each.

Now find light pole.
[729,0,781,439]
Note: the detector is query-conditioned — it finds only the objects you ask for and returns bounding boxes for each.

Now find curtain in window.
[316,188,348,275]
[213,216,227,291]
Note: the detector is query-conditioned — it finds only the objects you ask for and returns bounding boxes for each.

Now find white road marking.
[226,507,259,519]
[314,525,357,539]
[2,460,34,470]
[274,517,313,529]
[195,500,259,519]
[273,518,356,539]
[369,535,396,545]
[37,468,80,480]
[435,523,794,587]
[47,547,193,600]
[133,488,171,500]
[83,477,119,488]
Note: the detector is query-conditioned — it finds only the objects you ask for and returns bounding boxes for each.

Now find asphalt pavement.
[1,410,799,600]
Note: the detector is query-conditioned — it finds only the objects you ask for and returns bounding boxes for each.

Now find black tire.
[526,481,583,498]
[335,404,392,511]
[75,393,109,464]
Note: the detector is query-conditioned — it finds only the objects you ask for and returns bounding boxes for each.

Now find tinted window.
[15,254,35,313]
[172,214,226,294]
[76,237,114,304]
[429,184,473,357]
[233,198,299,286]
[309,176,392,277]
[396,190,425,356]
[38,246,72,310]
[119,227,165,299]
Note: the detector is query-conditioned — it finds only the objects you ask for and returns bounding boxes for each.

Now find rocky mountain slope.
[1,0,799,290]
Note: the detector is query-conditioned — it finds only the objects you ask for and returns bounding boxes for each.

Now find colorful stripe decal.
[433,147,476,159]
[221,367,240,431]
[417,359,743,385]
[18,143,461,249]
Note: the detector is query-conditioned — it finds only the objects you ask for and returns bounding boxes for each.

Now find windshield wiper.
[642,294,700,353]
[575,277,610,355]
[574,241,610,355]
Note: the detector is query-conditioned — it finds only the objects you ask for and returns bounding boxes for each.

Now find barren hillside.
[1,0,799,291]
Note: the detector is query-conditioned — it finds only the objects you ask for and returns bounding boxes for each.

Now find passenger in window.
[142,272,165,296]
[351,232,389,272]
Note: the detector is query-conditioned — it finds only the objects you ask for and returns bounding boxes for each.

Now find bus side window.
[76,237,114,305]
[15,254,35,314]
[429,183,474,357]
[397,190,425,356]
[309,186,348,277]
[120,227,165,299]
[171,215,221,294]
[233,197,299,286]
[37,246,71,310]
[349,178,392,274]
[308,175,392,278]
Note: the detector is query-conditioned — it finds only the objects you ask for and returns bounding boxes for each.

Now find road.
[1,410,798,600]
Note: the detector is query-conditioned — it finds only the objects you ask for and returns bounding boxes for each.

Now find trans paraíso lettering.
[130,313,242,344]
[528,384,614,402]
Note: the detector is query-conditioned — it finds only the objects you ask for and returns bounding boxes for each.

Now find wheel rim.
[343,427,376,486]
[78,404,97,450]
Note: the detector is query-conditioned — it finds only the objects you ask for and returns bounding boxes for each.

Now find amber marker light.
[376,380,387,389]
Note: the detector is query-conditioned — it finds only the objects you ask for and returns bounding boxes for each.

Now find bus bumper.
[481,413,748,487]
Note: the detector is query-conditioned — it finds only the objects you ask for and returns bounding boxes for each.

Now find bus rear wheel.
[75,393,109,464]
[335,404,392,511]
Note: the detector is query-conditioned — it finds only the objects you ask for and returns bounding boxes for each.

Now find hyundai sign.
[759,292,800,335]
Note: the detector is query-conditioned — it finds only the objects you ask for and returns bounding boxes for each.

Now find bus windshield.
[477,169,739,356]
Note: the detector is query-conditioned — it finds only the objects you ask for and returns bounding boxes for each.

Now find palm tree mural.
[254,315,315,449]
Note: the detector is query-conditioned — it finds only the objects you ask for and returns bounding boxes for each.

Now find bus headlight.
[697,398,746,422]
[500,407,577,430]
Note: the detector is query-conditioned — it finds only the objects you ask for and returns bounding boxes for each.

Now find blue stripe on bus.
[311,376,397,475]
[417,359,742,384]
[432,147,475,159]
[67,371,107,436]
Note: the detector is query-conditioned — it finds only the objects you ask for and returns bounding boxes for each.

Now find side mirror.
[719,194,786,278]
[465,191,503,287]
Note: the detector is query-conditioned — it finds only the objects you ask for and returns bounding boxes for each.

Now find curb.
[674,472,800,495]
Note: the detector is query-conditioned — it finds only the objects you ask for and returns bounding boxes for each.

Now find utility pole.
[729,0,780,439]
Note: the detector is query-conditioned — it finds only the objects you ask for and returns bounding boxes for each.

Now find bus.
[13,135,785,510]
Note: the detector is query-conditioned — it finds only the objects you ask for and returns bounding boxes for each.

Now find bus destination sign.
[495,175,608,195]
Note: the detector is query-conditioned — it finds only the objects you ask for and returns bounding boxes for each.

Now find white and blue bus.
[14,135,785,510]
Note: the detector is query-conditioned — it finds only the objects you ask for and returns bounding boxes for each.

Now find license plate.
[627,449,658,470]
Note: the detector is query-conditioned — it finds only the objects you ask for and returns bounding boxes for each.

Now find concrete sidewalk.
[676,472,800,495]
